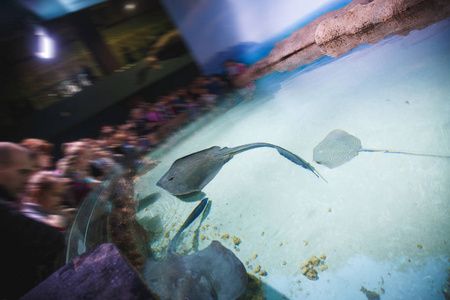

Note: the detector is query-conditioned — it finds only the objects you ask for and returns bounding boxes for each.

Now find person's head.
[224,60,234,67]
[59,141,92,175]
[0,142,34,198]
[24,171,69,211]
[20,138,54,170]
[100,125,114,138]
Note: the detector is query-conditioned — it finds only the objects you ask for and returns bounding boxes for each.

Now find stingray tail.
[168,198,209,254]
[227,143,327,182]
[276,147,327,183]
[360,148,450,159]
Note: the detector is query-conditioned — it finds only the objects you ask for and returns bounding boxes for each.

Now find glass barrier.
[65,164,124,263]
[64,90,240,264]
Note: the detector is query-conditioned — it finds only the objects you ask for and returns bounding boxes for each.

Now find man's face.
[0,151,34,198]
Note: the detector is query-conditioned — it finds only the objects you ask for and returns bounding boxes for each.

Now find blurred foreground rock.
[22,243,156,300]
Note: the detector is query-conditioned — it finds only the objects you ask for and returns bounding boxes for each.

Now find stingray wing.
[157,146,231,195]
[313,129,362,168]
[144,241,247,299]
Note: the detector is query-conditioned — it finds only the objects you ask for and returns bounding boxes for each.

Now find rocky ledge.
[235,0,450,87]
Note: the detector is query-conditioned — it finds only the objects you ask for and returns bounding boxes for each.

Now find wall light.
[124,3,136,11]
[35,28,55,59]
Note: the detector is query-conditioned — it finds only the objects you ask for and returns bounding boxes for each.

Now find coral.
[108,177,150,271]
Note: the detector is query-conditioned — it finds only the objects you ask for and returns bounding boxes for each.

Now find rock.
[301,266,310,275]
[310,256,321,266]
[305,269,319,281]
[360,286,381,300]
[319,264,329,272]
[254,265,261,273]
[234,0,450,87]
[300,254,328,280]
[233,236,241,246]
[22,244,157,300]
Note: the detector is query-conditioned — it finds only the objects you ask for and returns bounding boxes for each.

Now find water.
[135,20,450,299]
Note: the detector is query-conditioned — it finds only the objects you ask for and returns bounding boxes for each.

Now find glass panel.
[65,164,123,263]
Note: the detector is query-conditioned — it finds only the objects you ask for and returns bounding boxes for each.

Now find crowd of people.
[0,61,253,299]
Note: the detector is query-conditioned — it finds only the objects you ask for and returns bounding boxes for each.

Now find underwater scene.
[135,20,450,299]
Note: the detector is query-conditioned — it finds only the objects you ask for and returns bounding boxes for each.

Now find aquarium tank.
[68,1,450,299]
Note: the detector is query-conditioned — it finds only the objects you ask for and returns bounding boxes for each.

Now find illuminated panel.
[20,0,106,20]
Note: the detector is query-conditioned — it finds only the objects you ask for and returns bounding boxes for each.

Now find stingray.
[157,142,326,196]
[143,198,248,299]
[313,129,450,169]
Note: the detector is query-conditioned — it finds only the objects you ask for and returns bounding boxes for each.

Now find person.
[0,143,34,200]
[20,138,54,171]
[224,60,255,100]
[21,171,70,231]
[57,141,99,207]
[224,60,247,83]
[0,142,65,299]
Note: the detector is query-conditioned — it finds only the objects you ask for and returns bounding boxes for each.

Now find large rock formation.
[235,0,450,86]
[22,243,156,300]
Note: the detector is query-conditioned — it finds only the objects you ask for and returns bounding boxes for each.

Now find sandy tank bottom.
[135,20,450,299]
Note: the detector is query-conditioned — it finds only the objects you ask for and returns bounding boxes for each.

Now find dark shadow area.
[176,191,206,203]
[137,192,161,212]
[262,282,290,300]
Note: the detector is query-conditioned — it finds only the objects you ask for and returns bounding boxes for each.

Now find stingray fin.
[168,198,209,254]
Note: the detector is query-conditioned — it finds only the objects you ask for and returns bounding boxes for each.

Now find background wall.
[160,0,351,74]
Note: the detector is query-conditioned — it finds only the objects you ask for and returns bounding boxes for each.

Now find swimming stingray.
[144,198,248,299]
[157,142,326,196]
[313,129,450,168]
